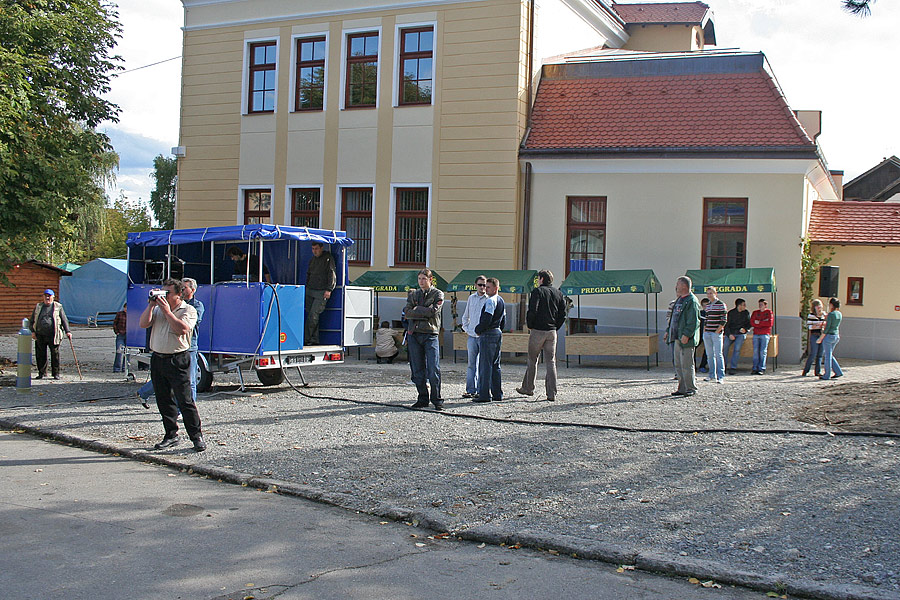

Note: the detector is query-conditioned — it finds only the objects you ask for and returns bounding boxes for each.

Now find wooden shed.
[1,261,72,330]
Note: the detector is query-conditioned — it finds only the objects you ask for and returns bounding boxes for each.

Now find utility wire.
[119,56,181,75]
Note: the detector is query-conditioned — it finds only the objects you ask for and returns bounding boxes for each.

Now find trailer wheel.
[197,358,213,393]
[256,368,285,387]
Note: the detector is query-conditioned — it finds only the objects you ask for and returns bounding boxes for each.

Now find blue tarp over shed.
[59,258,128,324]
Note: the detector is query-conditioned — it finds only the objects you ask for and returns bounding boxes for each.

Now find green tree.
[149,154,177,229]
[87,193,152,261]
[0,0,121,281]
[799,237,834,351]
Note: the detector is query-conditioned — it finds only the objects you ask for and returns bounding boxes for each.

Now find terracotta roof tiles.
[524,69,814,151]
[808,201,900,245]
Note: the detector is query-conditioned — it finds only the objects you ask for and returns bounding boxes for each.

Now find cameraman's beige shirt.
[148,301,198,354]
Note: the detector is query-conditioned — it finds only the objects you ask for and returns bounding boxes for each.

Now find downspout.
[521,0,536,271]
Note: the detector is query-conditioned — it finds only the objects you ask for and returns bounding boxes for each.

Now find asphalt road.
[0,430,768,600]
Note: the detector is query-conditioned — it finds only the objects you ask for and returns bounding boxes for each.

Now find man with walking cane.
[30,289,72,380]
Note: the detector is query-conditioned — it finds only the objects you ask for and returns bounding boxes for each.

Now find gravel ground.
[2,327,899,598]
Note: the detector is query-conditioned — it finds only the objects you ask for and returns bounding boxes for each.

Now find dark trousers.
[151,351,202,439]
[477,330,503,401]
[408,332,441,403]
[34,334,60,377]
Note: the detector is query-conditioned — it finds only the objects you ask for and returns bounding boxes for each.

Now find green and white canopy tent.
[559,269,663,368]
[684,267,777,332]
[684,268,778,367]
[349,270,450,325]
[446,270,539,295]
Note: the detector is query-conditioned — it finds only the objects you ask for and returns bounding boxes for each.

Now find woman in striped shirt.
[801,299,826,377]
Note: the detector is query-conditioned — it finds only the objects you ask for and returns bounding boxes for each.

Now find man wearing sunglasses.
[460,275,488,398]
[139,278,205,451]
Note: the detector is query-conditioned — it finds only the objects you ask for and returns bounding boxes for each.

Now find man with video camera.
[139,278,205,451]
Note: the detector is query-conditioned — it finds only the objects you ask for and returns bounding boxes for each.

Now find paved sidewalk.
[1,430,767,600]
[1,328,898,600]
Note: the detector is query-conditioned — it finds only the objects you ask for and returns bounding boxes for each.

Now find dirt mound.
[795,378,900,434]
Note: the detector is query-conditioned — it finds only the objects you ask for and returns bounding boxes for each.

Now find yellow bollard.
[17,318,32,394]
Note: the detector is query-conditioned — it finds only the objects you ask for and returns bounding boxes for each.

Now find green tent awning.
[350,270,449,293]
[684,268,776,294]
[446,270,539,294]
[559,269,662,295]
[57,262,80,272]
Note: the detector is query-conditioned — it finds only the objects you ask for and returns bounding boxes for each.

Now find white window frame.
[392,21,437,108]
[339,26,382,110]
[388,183,432,267]
[336,184,376,266]
[284,184,325,227]
[243,36,281,115]
[290,31,329,113]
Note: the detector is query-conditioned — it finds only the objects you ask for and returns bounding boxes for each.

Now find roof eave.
[519,146,819,159]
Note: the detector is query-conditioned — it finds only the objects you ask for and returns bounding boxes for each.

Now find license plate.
[284,355,314,365]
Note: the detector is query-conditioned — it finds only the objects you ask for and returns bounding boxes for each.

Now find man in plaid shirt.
[113,303,127,373]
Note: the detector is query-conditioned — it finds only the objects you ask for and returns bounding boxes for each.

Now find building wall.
[622,24,702,52]
[176,0,538,283]
[808,243,900,361]
[524,159,813,361]
[1,264,65,330]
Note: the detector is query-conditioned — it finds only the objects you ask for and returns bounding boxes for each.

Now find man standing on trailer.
[304,242,336,346]
[140,278,205,452]
[227,245,271,283]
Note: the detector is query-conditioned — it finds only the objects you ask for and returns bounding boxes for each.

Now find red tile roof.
[523,70,814,151]
[612,2,710,24]
[808,201,900,245]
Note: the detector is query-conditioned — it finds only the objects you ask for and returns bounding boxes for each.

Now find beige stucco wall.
[812,244,900,320]
[525,160,809,318]
[622,24,702,52]
[176,0,538,282]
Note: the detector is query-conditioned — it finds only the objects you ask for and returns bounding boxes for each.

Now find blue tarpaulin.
[126,224,354,248]
[59,258,128,324]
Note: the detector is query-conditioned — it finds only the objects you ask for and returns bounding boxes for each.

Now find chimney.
[830,170,844,200]
[793,110,822,141]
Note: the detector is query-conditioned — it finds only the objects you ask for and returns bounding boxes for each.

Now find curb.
[1,417,894,600]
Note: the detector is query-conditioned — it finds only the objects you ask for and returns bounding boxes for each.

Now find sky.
[102,0,900,205]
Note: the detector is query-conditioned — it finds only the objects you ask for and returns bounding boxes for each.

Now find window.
[243,189,272,224]
[295,37,326,111]
[566,196,606,275]
[345,32,378,108]
[847,277,864,305]
[394,188,428,265]
[248,42,277,113]
[399,27,433,105]
[341,188,373,264]
[291,189,320,227]
[702,198,747,269]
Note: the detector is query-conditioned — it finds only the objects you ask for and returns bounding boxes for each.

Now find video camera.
[148,289,168,301]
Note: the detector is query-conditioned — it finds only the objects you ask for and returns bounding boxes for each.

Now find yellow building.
[809,200,900,360]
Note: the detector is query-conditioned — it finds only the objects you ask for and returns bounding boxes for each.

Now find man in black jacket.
[516,270,567,401]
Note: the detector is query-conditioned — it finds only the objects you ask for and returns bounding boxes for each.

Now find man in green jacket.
[669,276,701,397]
[30,289,72,380]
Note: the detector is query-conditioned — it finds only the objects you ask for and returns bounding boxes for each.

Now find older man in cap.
[30,289,72,380]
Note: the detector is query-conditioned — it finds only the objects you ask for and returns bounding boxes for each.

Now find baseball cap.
[43,289,55,296]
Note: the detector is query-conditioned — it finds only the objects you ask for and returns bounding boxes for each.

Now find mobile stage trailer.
[124,225,374,389]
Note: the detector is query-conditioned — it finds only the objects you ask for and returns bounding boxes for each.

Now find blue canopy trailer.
[124,225,374,389]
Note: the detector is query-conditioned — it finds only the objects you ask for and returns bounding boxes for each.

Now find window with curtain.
[566,196,606,275]
[394,188,428,265]
[702,198,747,269]
[342,188,373,263]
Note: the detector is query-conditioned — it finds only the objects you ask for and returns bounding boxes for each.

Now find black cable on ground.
[5,285,898,440]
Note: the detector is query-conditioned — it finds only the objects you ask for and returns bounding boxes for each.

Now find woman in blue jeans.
[817,297,843,380]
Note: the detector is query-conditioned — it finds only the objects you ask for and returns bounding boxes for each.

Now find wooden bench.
[696,334,779,370]
[452,331,531,361]
[564,334,659,369]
